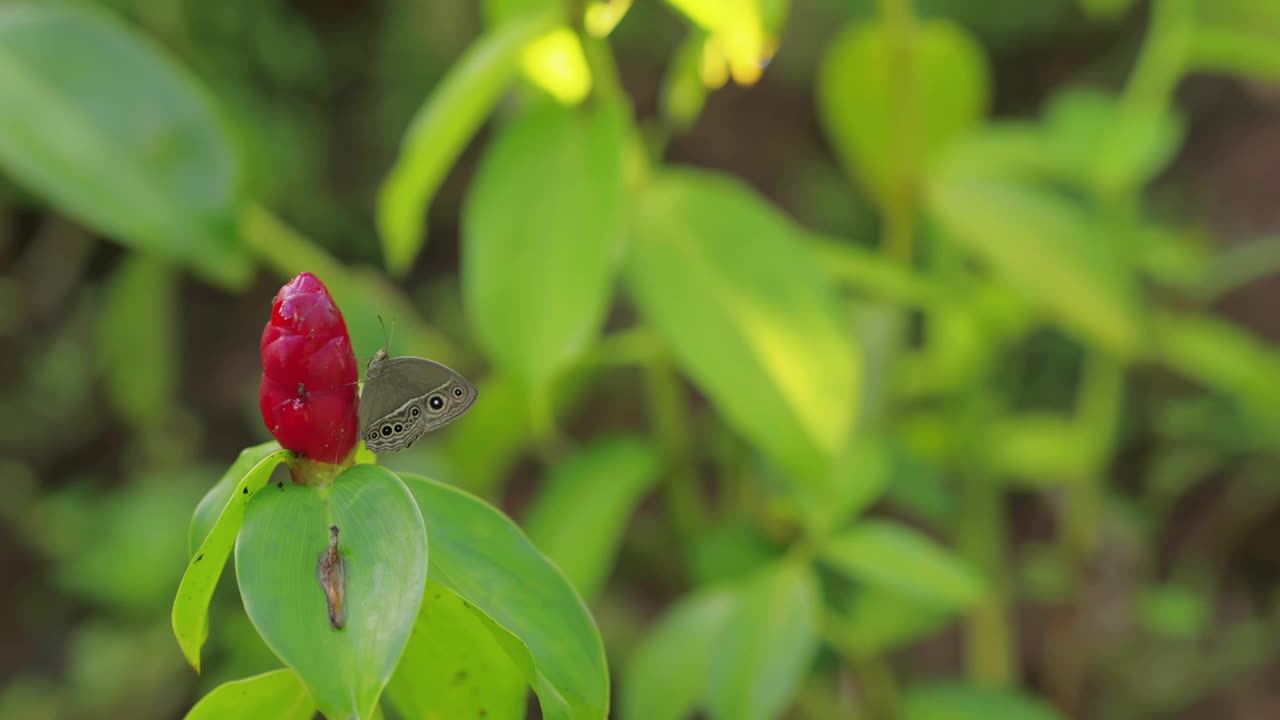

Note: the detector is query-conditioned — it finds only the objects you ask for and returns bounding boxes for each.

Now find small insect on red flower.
[259,272,359,467]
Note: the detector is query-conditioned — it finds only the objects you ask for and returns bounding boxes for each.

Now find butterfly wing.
[359,356,478,453]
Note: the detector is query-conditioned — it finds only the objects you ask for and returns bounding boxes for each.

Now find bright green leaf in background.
[98,254,178,428]
[821,519,984,610]
[1151,312,1280,434]
[377,8,557,276]
[524,436,662,601]
[1043,89,1184,195]
[0,3,249,286]
[385,580,527,720]
[625,169,856,482]
[817,18,990,205]
[236,464,427,720]
[173,449,289,672]
[707,561,820,720]
[903,681,1065,720]
[926,176,1143,358]
[185,669,315,720]
[622,589,735,720]
[1189,0,1280,82]
[833,586,951,656]
[463,101,627,403]
[401,473,608,720]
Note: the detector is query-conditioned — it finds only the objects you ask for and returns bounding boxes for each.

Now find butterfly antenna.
[377,315,390,351]
[388,317,398,354]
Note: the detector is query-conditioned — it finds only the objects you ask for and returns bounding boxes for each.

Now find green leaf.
[185,669,315,720]
[820,519,983,610]
[1189,0,1280,82]
[622,589,735,720]
[1043,89,1184,194]
[1151,312,1280,432]
[235,464,426,720]
[400,472,608,720]
[232,461,427,712]
[98,254,178,427]
[926,177,1142,357]
[707,561,820,720]
[902,682,1064,720]
[817,19,990,205]
[189,442,283,558]
[0,3,249,286]
[833,586,951,655]
[624,169,856,481]
[378,8,557,277]
[172,449,289,673]
[983,413,1091,485]
[523,436,660,601]
[462,100,627,399]
[385,580,527,720]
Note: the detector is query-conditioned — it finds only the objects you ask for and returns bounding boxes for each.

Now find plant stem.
[1044,354,1123,713]
[877,0,919,264]
[641,340,706,555]
[957,463,1015,686]
[821,609,900,719]
[1123,0,1195,114]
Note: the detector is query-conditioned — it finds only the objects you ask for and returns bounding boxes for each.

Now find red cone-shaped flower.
[259,272,359,465]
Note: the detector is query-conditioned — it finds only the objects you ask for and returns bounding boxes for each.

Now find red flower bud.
[259,272,359,466]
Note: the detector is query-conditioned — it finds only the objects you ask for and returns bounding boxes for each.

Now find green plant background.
[2,0,1280,718]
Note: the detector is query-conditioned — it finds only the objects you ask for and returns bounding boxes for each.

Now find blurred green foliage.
[3,0,1280,718]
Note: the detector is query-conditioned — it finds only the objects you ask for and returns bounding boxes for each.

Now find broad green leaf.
[463,101,626,400]
[833,586,951,655]
[400,473,608,720]
[817,19,990,205]
[98,254,177,427]
[983,414,1091,485]
[1043,89,1184,195]
[1151,312,1280,432]
[189,441,282,557]
[236,464,427,720]
[794,434,892,539]
[0,3,249,286]
[820,519,983,610]
[707,561,820,720]
[185,669,314,720]
[523,436,661,600]
[172,449,289,672]
[386,580,526,720]
[377,8,557,276]
[903,682,1064,720]
[625,169,856,481]
[1190,0,1280,81]
[926,176,1142,357]
[622,589,735,720]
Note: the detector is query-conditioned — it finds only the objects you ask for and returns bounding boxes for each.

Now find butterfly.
[357,347,478,453]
